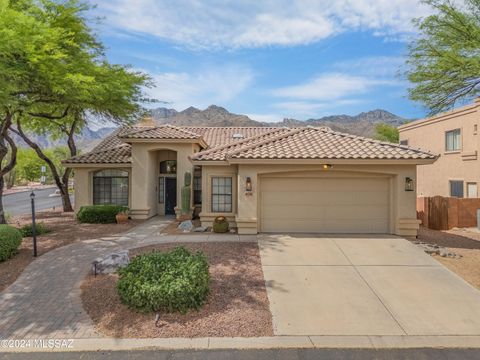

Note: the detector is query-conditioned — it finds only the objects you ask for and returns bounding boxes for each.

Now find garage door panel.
[260,176,390,233]
[261,219,388,233]
[261,205,328,218]
[261,177,388,192]
[262,191,388,206]
[262,204,387,220]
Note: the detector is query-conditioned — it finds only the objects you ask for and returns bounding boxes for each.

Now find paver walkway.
[0,217,257,339]
[0,216,177,339]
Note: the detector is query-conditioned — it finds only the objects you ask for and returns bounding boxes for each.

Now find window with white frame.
[211,177,232,212]
[467,182,478,198]
[445,129,461,151]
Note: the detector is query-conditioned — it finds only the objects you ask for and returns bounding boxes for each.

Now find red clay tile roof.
[190,128,292,161]
[65,125,437,165]
[119,124,202,140]
[193,127,437,161]
[65,144,131,164]
[184,127,280,147]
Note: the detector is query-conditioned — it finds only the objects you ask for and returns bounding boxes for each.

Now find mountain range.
[17,105,406,149]
[151,105,406,138]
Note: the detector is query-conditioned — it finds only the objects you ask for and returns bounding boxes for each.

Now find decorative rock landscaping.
[178,220,194,232]
[413,241,463,258]
[92,250,130,274]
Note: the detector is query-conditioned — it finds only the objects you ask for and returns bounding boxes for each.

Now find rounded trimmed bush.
[212,216,229,233]
[117,247,210,314]
[0,225,23,262]
[77,205,127,224]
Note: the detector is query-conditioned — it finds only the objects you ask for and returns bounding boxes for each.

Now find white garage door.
[260,176,390,233]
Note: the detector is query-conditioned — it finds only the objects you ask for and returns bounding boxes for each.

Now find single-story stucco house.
[64,122,437,236]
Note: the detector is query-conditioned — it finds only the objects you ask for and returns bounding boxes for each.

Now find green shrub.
[0,225,23,262]
[19,223,50,237]
[117,246,210,314]
[212,216,229,233]
[77,205,127,224]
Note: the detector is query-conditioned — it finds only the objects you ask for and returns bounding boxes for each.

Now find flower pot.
[116,213,128,224]
[212,216,229,233]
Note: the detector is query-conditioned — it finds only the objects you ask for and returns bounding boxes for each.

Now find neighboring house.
[398,98,480,199]
[64,123,436,236]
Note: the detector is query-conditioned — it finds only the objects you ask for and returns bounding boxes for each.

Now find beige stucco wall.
[399,99,480,197]
[198,164,238,227]
[72,166,132,213]
[130,142,199,219]
[72,142,200,219]
[200,162,419,236]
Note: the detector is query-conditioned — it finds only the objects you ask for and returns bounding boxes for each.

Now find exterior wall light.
[405,177,414,191]
[322,164,333,170]
[245,176,253,194]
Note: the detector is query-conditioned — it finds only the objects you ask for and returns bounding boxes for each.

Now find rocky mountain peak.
[147,105,406,137]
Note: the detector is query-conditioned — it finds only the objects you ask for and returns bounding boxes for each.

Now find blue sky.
[91,0,434,122]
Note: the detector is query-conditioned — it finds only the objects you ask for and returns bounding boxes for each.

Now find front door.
[165,177,177,215]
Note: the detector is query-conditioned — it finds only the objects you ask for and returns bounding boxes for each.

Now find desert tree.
[406,0,480,114]
[0,0,70,222]
[374,123,400,143]
[6,0,151,212]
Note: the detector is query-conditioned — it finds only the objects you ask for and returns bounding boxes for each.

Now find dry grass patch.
[81,242,273,338]
[0,209,142,292]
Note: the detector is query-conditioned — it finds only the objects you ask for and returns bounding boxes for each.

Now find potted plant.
[212,216,229,233]
[116,209,129,224]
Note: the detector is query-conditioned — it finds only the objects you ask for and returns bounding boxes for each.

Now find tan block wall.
[399,100,480,197]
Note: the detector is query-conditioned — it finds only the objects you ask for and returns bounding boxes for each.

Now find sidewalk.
[2,335,480,352]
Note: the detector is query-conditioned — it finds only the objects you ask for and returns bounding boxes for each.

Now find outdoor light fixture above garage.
[322,164,333,170]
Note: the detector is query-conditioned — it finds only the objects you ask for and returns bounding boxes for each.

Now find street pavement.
[3,187,72,216]
[1,348,480,359]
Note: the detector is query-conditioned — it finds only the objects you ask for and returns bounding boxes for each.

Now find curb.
[2,335,480,352]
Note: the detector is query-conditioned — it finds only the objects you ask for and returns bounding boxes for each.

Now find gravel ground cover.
[416,227,480,289]
[81,242,273,338]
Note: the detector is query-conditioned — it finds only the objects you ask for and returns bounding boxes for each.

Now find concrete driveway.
[259,234,480,336]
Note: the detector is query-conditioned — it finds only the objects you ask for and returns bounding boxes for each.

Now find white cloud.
[272,99,365,118]
[96,0,432,49]
[332,56,405,78]
[146,64,254,110]
[272,73,394,102]
[269,56,406,117]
